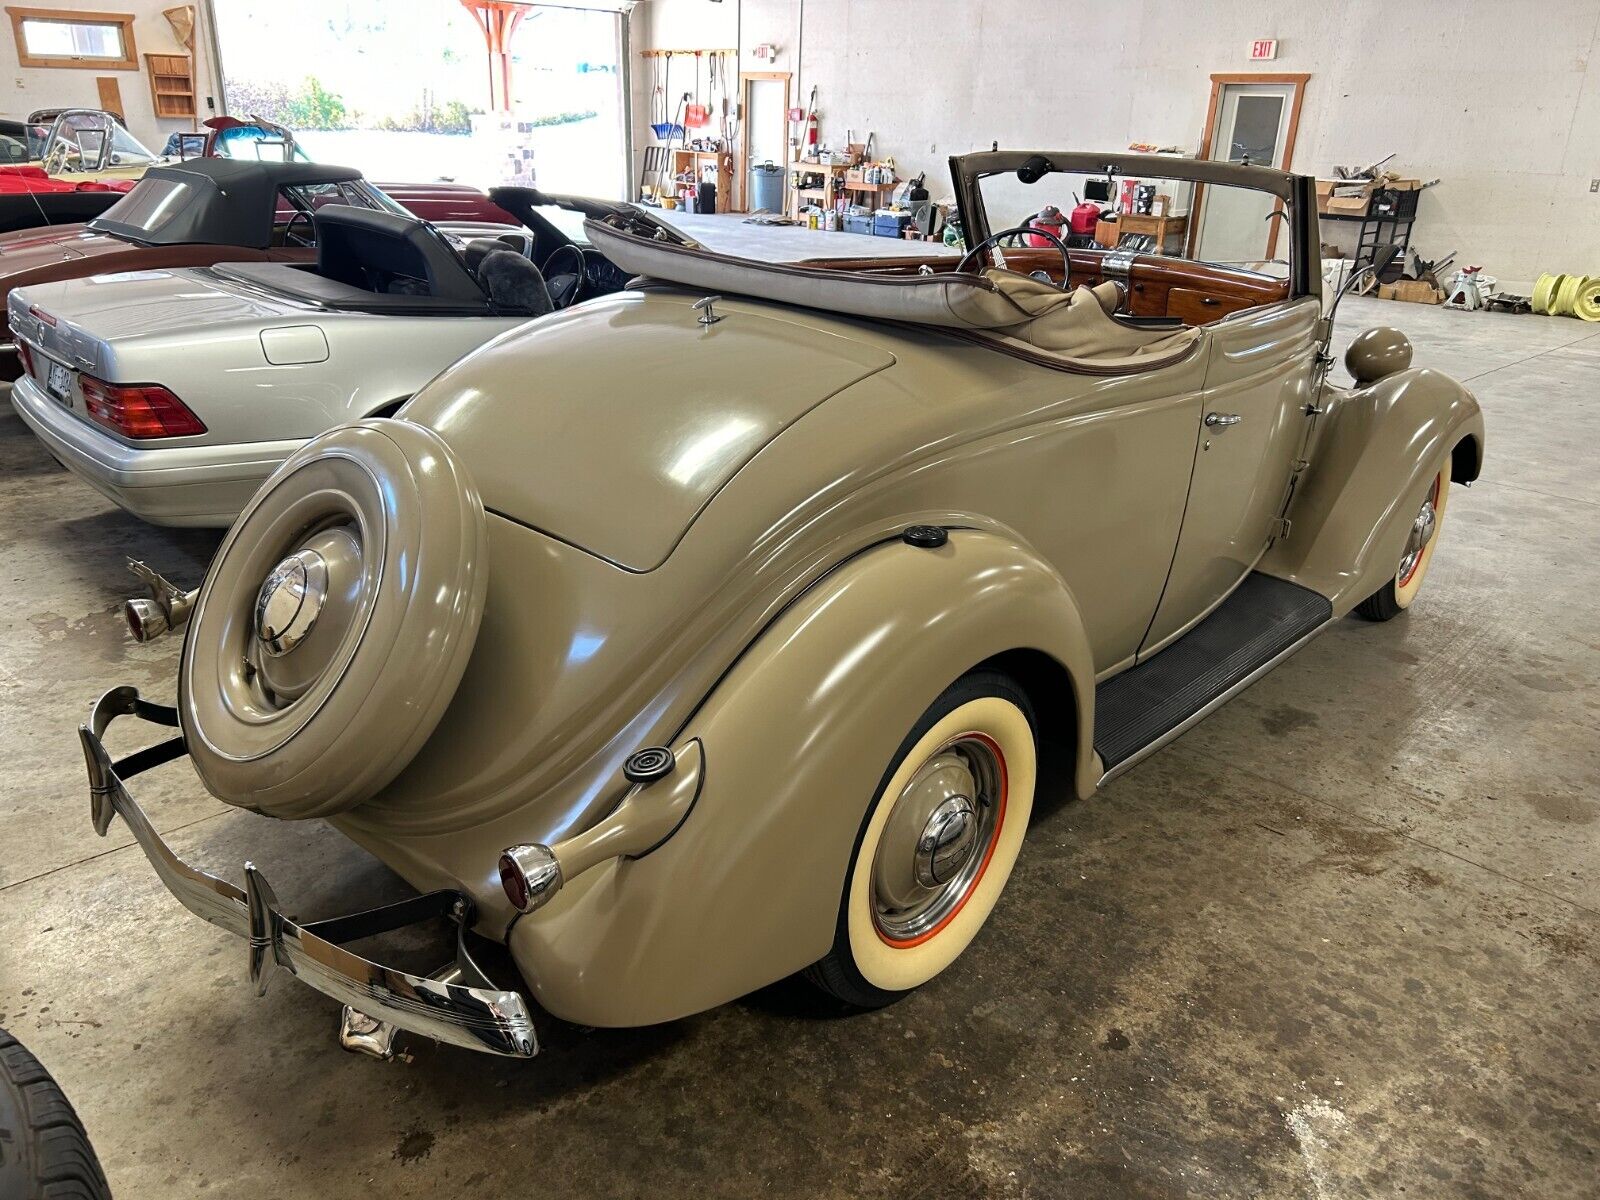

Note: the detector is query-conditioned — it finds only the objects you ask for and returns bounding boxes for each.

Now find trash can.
[749,161,785,214]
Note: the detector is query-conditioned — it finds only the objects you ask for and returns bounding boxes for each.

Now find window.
[281,180,407,216]
[93,176,192,235]
[6,7,138,71]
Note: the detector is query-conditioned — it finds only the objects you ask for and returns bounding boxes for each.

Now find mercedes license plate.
[46,360,71,403]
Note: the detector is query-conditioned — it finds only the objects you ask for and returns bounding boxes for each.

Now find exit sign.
[1250,38,1278,60]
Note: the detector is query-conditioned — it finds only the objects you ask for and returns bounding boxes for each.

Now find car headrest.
[478,249,553,317]
[461,237,503,278]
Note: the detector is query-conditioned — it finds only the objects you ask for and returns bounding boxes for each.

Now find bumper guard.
[80,686,538,1059]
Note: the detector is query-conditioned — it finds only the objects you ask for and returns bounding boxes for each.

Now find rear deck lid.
[12,267,291,347]
[407,289,895,571]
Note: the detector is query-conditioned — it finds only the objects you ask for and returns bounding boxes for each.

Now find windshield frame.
[949,149,1317,300]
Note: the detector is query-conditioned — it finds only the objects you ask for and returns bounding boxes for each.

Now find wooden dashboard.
[798,247,1291,327]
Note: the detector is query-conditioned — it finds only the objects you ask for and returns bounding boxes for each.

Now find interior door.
[1138,299,1321,655]
[740,74,789,210]
[1194,83,1297,263]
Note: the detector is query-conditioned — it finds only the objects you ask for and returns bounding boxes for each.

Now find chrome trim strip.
[1096,618,1334,788]
[79,686,538,1059]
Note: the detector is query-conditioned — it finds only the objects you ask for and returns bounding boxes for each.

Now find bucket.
[749,161,785,214]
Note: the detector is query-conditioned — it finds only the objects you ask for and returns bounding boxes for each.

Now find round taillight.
[498,851,530,910]
[498,844,563,913]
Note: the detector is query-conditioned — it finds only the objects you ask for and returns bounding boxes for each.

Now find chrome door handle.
[1204,412,1242,428]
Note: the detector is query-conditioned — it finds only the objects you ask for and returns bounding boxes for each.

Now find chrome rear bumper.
[80,686,537,1059]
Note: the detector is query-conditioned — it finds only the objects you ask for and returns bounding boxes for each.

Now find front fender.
[509,529,1096,1027]
[1265,367,1484,614]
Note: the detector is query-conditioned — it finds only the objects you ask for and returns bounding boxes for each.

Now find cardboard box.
[1317,178,1375,216]
[1094,217,1119,246]
[1377,280,1444,305]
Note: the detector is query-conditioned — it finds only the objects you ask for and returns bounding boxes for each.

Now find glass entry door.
[1192,78,1303,265]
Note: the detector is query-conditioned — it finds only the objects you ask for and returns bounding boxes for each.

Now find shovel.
[684,52,711,128]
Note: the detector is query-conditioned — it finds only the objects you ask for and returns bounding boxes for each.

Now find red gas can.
[1069,201,1102,237]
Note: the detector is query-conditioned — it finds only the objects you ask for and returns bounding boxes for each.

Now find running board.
[1095,572,1333,784]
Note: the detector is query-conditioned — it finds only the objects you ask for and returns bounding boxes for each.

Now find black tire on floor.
[0,1027,111,1200]
[804,668,1038,1009]
[1353,580,1404,622]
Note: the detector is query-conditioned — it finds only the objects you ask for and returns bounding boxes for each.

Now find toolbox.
[873,210,912,237]
[844,212,875,236]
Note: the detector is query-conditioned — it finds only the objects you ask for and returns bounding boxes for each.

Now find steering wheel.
[543,243,586,309]
[957,224,1071,285]
[283,209,315,248]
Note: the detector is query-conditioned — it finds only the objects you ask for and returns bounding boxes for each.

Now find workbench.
[1093,213,1189,254]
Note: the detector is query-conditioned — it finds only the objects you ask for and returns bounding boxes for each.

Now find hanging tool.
[685,51,710,127]
[651,52,685,142]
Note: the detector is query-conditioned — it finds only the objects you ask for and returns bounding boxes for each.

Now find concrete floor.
[0,295,1596,1198]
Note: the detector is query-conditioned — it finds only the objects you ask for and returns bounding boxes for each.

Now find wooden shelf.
[144,53,194,120]
[667,145,733,214]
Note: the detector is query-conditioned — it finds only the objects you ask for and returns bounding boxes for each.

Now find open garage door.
[210,0,627,198]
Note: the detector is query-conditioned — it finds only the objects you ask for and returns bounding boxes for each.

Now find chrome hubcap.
[254,549,328,657]
[915,796,978,887]
[872,736,1003,942]
[1398,496,1437,584]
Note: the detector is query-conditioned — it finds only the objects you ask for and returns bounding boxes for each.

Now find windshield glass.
[530,203,589,245]
[90,176,193,235]
[281,179,408,218]
[977,163,1289,276]
[43,112,159,170]
[212,124,307,163]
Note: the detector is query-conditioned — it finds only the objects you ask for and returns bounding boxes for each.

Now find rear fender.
[509,529,1095,1027]
[1265,367,1483,613]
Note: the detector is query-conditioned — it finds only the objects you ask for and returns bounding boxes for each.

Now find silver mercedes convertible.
[8,189,629,525]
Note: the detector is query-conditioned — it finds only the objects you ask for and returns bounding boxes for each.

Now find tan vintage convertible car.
[77,150,1482,1060]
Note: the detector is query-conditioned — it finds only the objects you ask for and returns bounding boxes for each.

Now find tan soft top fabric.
[585,214,1200,368]
[997,280,1199,362]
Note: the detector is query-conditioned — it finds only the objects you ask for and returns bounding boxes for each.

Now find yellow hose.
[1532,272,1563,314]
[1573,277,1600,322]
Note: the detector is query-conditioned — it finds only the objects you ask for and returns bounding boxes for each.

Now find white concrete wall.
[0,0,223,152]
[633,0,1600,286]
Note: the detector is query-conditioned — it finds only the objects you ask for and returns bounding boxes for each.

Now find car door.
[1137,297,1321,655]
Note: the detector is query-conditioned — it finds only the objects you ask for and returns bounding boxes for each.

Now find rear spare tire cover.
[180,420,488,820]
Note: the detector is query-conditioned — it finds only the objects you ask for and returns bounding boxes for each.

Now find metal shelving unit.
[1320,210,1417,270]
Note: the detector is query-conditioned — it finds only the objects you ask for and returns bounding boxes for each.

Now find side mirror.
[1369,243,1401,281]
[1325,243,1403,329]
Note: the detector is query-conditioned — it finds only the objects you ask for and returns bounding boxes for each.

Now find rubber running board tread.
[1094,572,1332,769]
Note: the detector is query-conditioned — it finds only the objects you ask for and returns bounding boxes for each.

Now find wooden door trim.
[736,70,789,213]
[1190,72,1310,260]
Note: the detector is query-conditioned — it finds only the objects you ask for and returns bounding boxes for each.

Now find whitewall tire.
[805,670,1037,1007]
